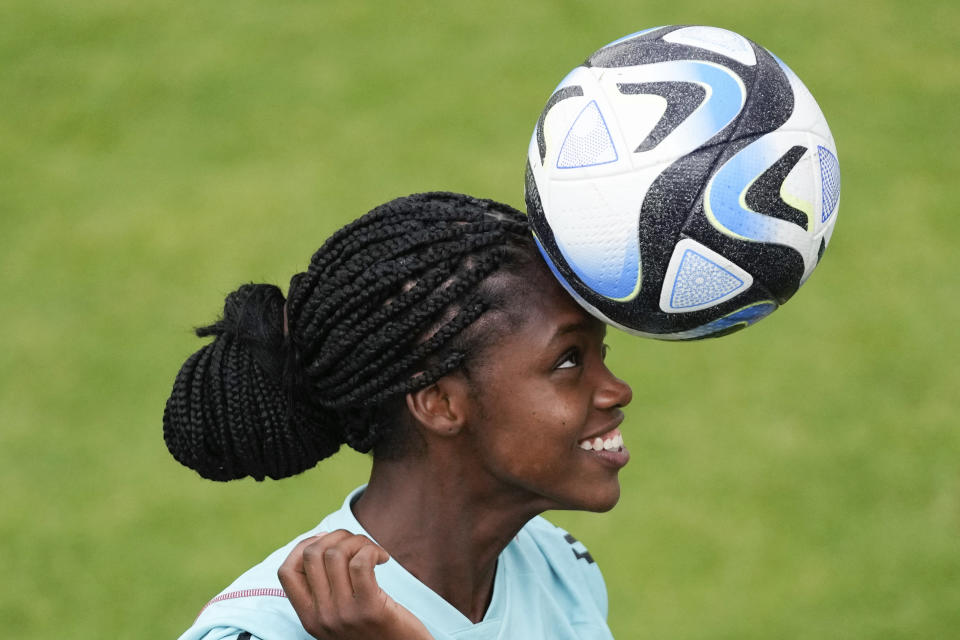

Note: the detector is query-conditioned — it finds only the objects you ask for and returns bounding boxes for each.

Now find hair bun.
[164,282,343,481]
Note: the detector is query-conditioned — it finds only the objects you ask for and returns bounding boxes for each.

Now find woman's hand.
[278,530,433,640]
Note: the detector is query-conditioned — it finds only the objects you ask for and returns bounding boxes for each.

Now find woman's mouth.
[577,427,629,468]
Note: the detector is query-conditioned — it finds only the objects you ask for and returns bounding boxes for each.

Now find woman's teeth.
[579,432,624,452]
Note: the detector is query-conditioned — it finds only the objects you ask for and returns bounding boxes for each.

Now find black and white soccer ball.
[526,25,840,339]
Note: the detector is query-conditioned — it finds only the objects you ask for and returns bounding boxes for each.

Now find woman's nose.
[596,365,633,409]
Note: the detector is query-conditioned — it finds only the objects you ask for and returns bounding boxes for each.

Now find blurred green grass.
[2,1,958,637]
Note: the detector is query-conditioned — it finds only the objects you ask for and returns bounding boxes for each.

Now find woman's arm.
[278,531,434,640]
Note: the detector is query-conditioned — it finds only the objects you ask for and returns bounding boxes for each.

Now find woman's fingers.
[347,542,391,603]
[278,531,395,633]
[278,530,433,639]
[277,533,330,628]
[314,532,382,611]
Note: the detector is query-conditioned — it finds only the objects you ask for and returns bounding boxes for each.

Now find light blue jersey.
[179,487,613,640]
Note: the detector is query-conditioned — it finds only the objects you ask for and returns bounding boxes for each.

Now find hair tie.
[280,300,306,402]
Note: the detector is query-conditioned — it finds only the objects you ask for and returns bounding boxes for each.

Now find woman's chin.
[555,481,621,514]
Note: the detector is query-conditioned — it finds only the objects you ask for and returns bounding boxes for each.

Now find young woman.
[166,192,632,639]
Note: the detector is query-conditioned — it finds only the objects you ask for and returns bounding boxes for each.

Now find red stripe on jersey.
[196,588,288,619]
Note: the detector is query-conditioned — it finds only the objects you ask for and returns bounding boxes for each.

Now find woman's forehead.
[512,262,590,323]
[490,265,601,343]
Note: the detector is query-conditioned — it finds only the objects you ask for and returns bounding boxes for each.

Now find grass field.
[2,1,958,637]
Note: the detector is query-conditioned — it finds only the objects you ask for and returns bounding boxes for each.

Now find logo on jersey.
[564,533,595,564]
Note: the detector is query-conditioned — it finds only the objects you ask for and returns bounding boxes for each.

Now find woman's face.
[462,266,633,514]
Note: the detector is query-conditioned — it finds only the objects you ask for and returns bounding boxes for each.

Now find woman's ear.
[405,374,471,437]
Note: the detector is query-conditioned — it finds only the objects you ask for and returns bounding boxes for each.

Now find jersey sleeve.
[177,538,315,640]
[177,492,368,640]
[520,516,610,622]
[561,528,608,619]
[177,593,308,640]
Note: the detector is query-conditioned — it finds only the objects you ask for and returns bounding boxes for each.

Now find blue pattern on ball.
[690,301,778,338]
[818,145,840,222]
[557,100,618,169]
[669,249,746,309]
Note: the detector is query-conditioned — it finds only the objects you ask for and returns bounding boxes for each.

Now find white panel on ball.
[659,238,753,313]
[546,170,659,301]
[663,26,757,66]
[704,131,824,281]
[556,101,618,168]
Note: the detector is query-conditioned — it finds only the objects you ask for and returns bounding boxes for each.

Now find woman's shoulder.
[177,528,325,640]
[177,491,364,640]
[518,515,601,565]
[504,516,611,627]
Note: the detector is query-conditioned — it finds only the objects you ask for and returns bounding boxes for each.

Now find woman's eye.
[556,349,582,369]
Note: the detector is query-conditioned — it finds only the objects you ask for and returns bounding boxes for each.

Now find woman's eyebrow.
[549,318,602,341]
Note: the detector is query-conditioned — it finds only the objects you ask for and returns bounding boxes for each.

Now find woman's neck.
[350,454,546,623]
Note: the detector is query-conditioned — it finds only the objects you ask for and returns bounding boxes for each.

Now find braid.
[163,192,535,480]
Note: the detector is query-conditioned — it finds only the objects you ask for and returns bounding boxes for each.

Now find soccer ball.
[525,25,840,340]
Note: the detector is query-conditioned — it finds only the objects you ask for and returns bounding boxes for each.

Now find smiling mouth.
[577,427,625,452]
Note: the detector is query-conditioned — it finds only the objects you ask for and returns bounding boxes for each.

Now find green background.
[2,0,958,637]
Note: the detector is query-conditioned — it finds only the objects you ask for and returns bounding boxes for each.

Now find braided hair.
[163,192,536,481]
